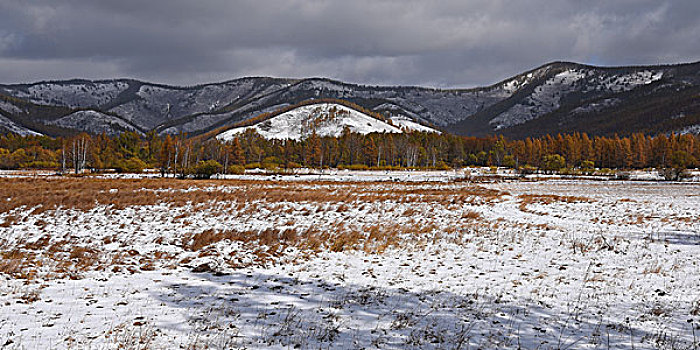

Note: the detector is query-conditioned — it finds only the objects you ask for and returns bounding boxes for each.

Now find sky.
[1,0,699,88]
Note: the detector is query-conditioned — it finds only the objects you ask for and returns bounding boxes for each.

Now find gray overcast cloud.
[1,0,699,87]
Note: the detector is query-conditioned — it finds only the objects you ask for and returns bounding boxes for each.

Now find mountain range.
[1,61,699,139]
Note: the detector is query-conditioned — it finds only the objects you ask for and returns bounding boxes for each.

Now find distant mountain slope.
[1,61,699,138]
[46,110,143,135]
[216,103,437,141]
[0,113,41,136]
[451,61,700,137]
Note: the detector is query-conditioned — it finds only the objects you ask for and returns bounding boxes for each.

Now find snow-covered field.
[0,177,698,349]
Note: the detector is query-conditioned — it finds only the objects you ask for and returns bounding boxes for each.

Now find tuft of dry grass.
[461,210,483,221]
[519,193,593,205]
[518,193,593,213]
[69,246,99,268]
[643,263,663,275]
[0,254,24,278]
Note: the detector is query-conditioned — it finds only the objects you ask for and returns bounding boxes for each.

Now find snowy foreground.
[0,176,699,349]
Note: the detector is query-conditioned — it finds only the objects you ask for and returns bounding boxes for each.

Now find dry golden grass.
[0,177,506,215]
[670,216,699,223]
[461,210,483,220]
[0,251,25,278]
[69,246,100,268]
[519,193,593,205]
[0,177,509,277]
[518,193,593,213]
[175,213,452,264]
[181,223,401,261]
[643,264,663,274]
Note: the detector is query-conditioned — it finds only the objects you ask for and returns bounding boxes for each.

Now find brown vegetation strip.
[0,177,507,214]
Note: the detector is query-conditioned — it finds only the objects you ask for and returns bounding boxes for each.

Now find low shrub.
[191,160,222,179]
[227,164,245,175]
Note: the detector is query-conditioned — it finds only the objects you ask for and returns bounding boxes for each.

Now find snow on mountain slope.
[389,115,440,133]
[46,110,141,135]
[570,97,621,115]
[0,113,41,136]
[217,103,436,141]
[1,61,699,138]
[490,69,587,129]
[4,81,130,108]
[109,84,240,129]
[160,104,290,135]
[489,68,665,130]
[108,79,294,130]
[677,124,700,134]
[0,100,24,115]
[257,78,514,128]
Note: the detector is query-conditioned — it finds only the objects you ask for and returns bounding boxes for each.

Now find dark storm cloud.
[0,0,699,87]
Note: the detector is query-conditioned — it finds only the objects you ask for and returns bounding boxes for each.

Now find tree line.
[0,129,698,176]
